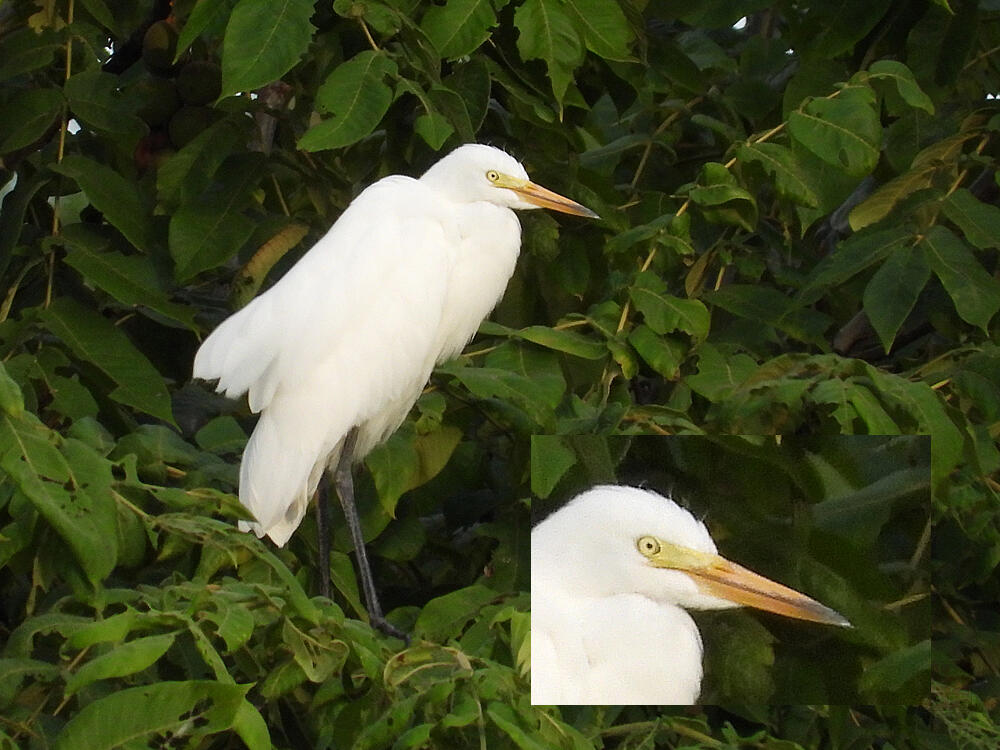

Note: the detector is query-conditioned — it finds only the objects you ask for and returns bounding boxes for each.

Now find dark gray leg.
[315,474,332,600]
[331,427,407,641]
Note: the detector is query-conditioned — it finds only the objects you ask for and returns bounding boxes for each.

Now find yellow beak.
[494,174,600,218]
[643,538,851,627]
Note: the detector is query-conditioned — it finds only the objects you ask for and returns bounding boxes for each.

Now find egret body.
[530,486,850,704]
[194,144,597,633]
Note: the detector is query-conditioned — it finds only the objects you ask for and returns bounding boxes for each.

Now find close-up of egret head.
[193,143,597,636]
[420,144,600,216]
[530,485,850,705]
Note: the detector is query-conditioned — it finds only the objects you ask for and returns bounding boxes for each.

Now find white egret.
[194,144,598,635]
[530,485,850,704]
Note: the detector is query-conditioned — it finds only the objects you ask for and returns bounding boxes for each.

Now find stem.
[358,17,379,51]
[48,0,75,309]
[271,174,290,216]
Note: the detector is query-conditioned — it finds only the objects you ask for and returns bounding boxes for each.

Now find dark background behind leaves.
[0,0,998,747]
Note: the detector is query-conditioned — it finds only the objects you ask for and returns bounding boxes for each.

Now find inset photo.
[530,435,930,706]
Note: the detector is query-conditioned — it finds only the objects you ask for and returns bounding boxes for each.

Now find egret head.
[420,144,599,217]
[532,485,850,626]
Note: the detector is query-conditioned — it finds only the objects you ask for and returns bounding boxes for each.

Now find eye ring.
[637,536,660,556]
[486,170,500,183]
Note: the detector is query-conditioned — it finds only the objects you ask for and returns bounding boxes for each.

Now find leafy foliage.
[0,0,998,747]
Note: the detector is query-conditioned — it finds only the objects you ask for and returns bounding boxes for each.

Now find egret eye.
[637,536,660,556]
[486,170,500,183]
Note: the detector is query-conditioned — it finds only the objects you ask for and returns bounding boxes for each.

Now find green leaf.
[629,271,710,342]
[232,700,271,750]
[0,88,62,154]
[0,659,62,704]
[812,466,929,547]
[628,324,686,379]
[863,365,963,486]
[195,416,247,455]
[487,702,551,750]
[562,0,634,60]
[78,0,116,31]
[220,0,316,98]
[54,681,253,750]
[514,0,583,105]
[845,383,901,434]
[38,298,174,424]
[360,436,417,520]
[415,584,497,642]
[394,724,434,750]
[64,68,145,143]
[942,188,1000,250]
[867,60,934,114]
[421,0,496,58]
[299,51,397,151]
[281,618,349,682]
[812,379,900,433]
[798,226,912,304]
[530,435,577,499]
[52,155,155,253]
[175,0,229,59]
[0,420,117,586]
[438,345,565,429]
[515,325,606,359]
[59,224,198,330]
[445,57,491,132]
[0,362,25,416]
[66,610,141,650]
[169,203,255,282]
[202,599,255,652]
[858,640,931,700]
[157,119,243,207]
[863,243,931,353]
[414,108,454,151]
[787,93,881,176]
[708,285,831,346]
[333,0,403,35]
[688,162,758,230]
[428,84,475,142]
[738,141,819,208]
[0,658,61,704]
[848,163,942,230]
[921,225,1000,331]
[605,213,675,255]
[65,634,176,695]
[367,424,463,517]
[687,344,757,402]
[0,27,62,82]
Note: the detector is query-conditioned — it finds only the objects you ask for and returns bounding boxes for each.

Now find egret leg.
[315,474,332,600]
[332,427,407,641]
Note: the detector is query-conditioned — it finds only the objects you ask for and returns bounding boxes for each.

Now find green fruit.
[142,21,178,74]
[177,61,222,105]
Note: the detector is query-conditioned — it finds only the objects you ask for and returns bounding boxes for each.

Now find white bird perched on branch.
[194,144,598,636]
[530,485,851,704]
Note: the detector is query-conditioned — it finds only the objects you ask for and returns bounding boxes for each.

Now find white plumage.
[531,486,850,705]
[194,144,597,548]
